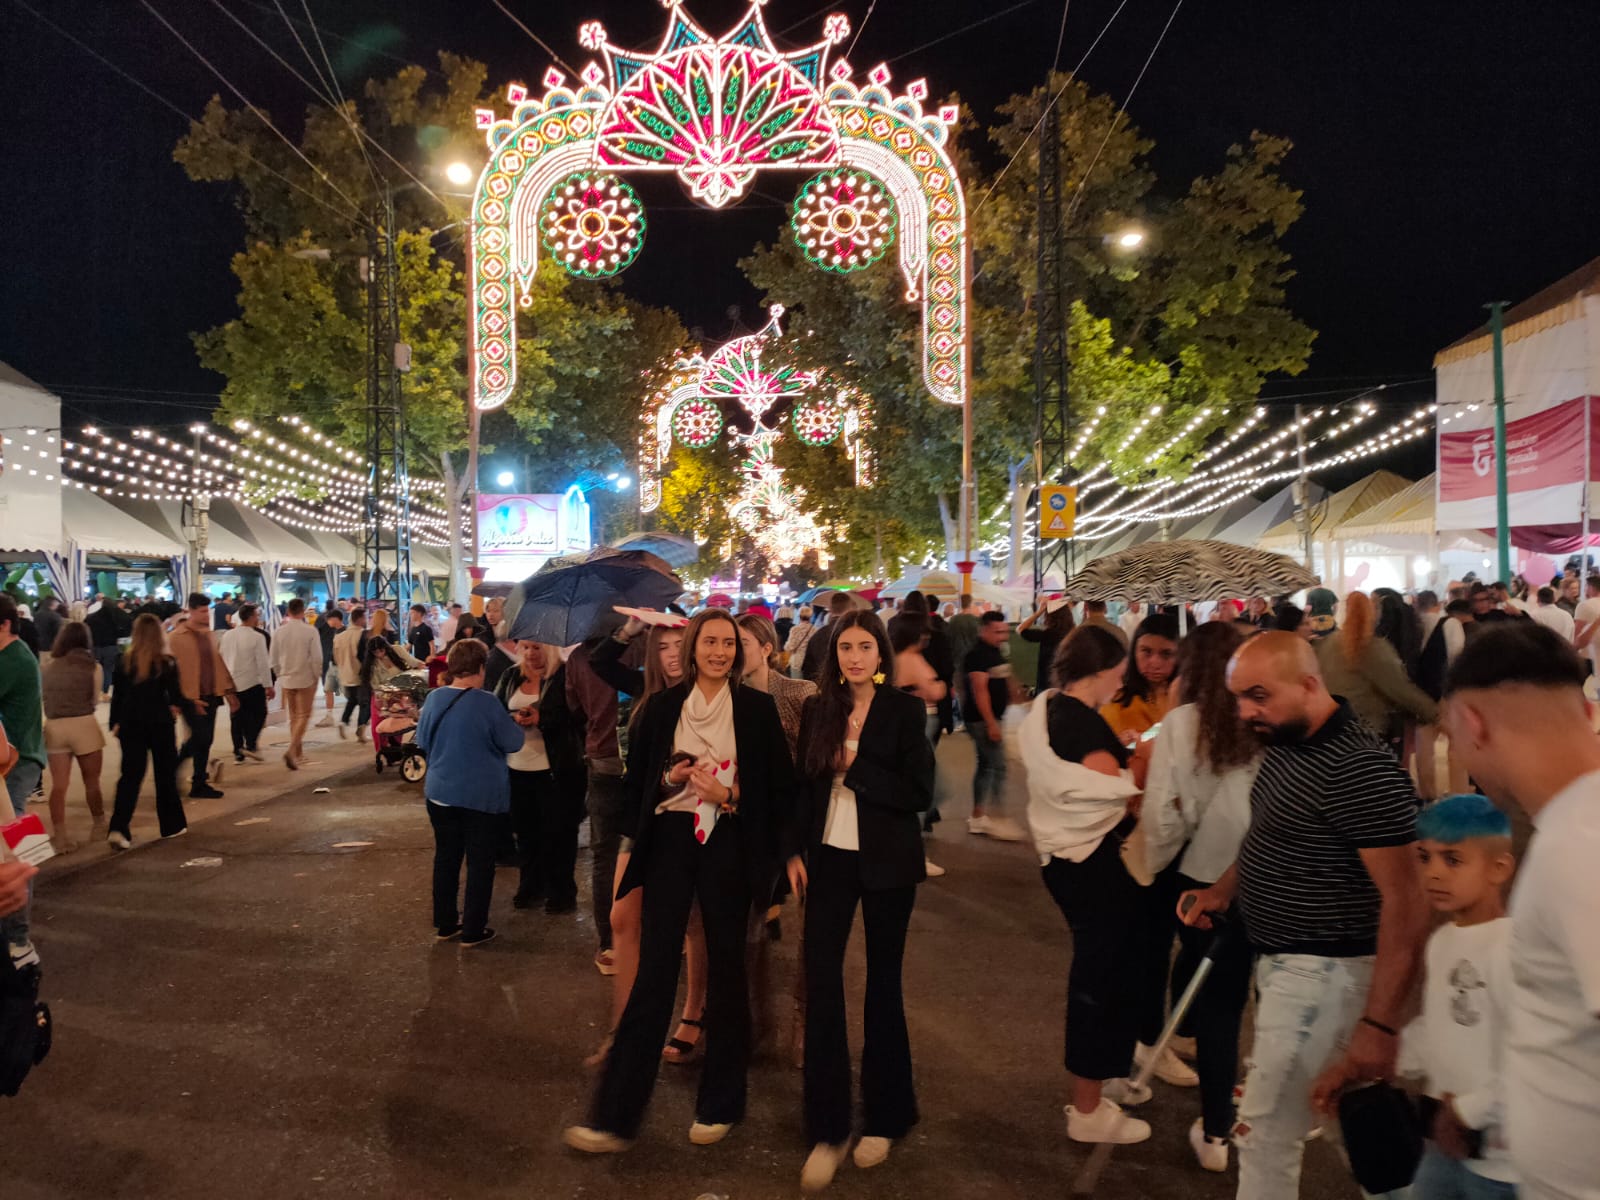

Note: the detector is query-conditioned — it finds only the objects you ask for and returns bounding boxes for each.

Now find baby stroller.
[373,670,431,783]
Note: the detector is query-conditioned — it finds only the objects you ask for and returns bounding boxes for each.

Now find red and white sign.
[1,814,54,866]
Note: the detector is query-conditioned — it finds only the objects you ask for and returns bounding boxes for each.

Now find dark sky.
[3,0,1597,480]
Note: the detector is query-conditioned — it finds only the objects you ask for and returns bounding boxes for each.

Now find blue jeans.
[1409,1146,1518,1199]
[967,724,1006,815]
[1236,953,1373,1200]
[2,759,43,952]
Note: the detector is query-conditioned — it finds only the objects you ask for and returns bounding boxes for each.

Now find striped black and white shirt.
[1236,702,1417,956]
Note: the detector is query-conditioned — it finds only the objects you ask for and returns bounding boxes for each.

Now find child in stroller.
[373,670,431,781]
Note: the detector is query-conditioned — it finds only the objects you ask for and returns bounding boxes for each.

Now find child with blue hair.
[1400,794,1518,1197]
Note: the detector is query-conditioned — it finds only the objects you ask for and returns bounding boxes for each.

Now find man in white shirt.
[1530,585,1575,641]
[1571,574,1600,669]
[218,603,273,763]
[1443,621,1600,1200]
[440,602,463,645]
[270,597,322,769]
[1117,601,1144,642]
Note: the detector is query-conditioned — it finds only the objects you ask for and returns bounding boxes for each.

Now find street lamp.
[495,469,515,488]
[615,475,632,492]
[445,161,474,187]
[1114,228,1146,250]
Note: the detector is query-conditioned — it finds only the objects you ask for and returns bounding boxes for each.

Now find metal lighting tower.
[363,183,414,605]
[1033,100,1071,598]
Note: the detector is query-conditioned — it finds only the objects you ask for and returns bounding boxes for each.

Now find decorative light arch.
[467,0,969,417]
[635,306,873,566]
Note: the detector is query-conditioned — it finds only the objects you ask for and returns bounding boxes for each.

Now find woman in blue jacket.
[415,638,526,947]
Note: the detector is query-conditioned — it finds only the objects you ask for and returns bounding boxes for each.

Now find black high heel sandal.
[662,1017,705,1064]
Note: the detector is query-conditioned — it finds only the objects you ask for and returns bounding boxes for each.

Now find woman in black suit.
[786,611,935,1191]
[564,608,793,1154]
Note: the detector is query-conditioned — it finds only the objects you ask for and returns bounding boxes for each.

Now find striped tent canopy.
[1062,539,1319,604]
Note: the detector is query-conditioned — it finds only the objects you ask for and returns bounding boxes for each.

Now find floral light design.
[792,169,897,272]
[671,398,724,449]
[538,172,645,279]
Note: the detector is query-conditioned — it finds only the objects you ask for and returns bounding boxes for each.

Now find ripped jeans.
[1236,952,1373,1200]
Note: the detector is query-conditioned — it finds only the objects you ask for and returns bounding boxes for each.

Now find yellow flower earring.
[872,671,886,685]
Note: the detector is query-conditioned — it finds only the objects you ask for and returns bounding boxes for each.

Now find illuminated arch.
[468,3,968,414]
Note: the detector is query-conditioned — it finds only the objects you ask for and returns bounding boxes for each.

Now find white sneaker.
[107,831,132,850]
[315,715,335,728]
[801,1142,849,1192]
[1189,1119,1229,1172]
[1066,1098,1152,1145]
[1170,1034,1198,1061]
[1102,1076,1152,1106]
[924,858,946,878]
[967,814,993,837]
[688,1121,733,1145]
[1136,1041,1199,1087]
[852,1136,891,1169]
[984,815,1028,842]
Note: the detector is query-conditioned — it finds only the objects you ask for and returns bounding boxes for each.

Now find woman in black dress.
[788,611,935,1191]
[564,609,792,1154]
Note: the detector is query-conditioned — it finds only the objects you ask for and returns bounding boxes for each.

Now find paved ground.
[8,735,1363,1200]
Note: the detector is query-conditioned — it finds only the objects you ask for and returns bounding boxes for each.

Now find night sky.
[3,0,1598,489]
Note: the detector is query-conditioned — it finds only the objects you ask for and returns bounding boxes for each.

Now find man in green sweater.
[0,594,45,964]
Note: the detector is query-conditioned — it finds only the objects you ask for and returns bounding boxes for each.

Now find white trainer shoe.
[966,814,993,837]
[1066,1099,1152,1145]
[562,1126,630,1154]
[1136,1040,1199,1087]
[984,815,1028,842]
[1190,1119,1229,1171]
[688,1121,733,1145]
[924,858,946,878]
[1102,1076,1153,1106]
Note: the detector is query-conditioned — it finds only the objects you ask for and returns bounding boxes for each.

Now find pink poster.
[1437,396,1593,503]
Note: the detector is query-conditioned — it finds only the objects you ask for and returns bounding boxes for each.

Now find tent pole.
[1585,394,1593,574]
[1488,301,1511,582]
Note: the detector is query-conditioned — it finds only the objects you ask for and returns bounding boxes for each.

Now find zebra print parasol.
[1061,539,1318,603]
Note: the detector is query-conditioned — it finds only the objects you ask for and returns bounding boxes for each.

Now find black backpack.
[0,959,51,1097]
[1416,619,1449,701]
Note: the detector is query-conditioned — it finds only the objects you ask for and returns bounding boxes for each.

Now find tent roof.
[211,500,330,568]
[1336,475,1437,539]
[1208,483,1306,548]
[1258,471,1413,549]
[0,362,52,395]
[1436,257,1600,367]
[121,500,262,564]
[63,489,185,558]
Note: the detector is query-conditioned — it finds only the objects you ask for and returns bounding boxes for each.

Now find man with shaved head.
[1443,623,1600,1199]
[1181,632,1429,1199]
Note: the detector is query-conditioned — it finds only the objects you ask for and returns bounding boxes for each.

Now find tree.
[742,73,1316,578]
[175,54,687,595]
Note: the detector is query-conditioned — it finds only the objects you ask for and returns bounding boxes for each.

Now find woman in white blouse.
[1142,620,1261,1173]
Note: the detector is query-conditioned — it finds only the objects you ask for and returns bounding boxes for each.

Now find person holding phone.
[565,609,793,1154]
[787,612,934,1190]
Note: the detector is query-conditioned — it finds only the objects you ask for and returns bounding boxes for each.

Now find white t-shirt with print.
[1507,769,1600,1199]
[1400,917,1516,1182]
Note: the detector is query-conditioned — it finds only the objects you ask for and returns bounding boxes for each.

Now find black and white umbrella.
[1061,539,1317,604]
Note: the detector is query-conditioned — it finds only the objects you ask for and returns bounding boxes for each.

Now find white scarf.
[1020,690,1142,864]
[658,682,739,843]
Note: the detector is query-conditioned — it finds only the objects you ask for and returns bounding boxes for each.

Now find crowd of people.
[2,572,1599,1198]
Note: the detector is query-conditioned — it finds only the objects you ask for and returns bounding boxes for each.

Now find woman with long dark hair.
[41,620,105,852]
[1142,621,1261,1171]
[565,609,792,1154]
[1021,625,1152,1146]
[787,611,934,1190]
[107,614,188,848]
[1100,612,1179,743]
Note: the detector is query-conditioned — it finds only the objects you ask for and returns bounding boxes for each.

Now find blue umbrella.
[613,531,700,568]
[506,557,684,646]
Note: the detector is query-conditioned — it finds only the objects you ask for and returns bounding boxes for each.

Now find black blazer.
[493,665,586,787]
[789,685,935,891]
[618,681,794,899]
